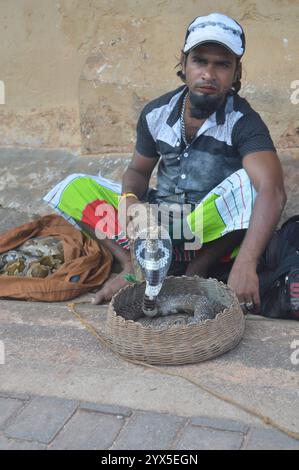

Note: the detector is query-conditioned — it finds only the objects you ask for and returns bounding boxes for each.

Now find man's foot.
[91,262,134,305]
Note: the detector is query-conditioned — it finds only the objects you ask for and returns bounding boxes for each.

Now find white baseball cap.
[183,13,245,57]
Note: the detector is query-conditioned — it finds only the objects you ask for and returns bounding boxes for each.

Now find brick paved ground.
[0,392,298,450]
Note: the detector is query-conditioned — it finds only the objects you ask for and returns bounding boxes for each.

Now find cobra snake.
[122,225,225,327]
[116,289,225,327]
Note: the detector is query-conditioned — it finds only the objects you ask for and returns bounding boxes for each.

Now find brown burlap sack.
[0,214,112,301]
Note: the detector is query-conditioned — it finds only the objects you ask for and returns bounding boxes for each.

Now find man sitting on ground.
[44,13,286,313]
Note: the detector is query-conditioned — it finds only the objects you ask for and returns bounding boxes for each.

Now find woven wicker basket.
[105,276,245,365]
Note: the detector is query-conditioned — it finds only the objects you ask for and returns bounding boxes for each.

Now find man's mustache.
[194,81,218,90]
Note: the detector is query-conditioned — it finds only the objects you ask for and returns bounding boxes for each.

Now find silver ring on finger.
[240,301,254,312]
[245,301,254,311]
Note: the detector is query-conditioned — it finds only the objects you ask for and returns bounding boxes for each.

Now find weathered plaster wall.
[0,0,98,151]
[0,0,299,154]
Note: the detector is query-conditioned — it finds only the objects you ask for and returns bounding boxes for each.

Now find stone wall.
[0,0,298,155]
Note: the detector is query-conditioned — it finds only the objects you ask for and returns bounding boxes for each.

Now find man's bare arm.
[119,150,159,238]
[228,150,287,308]
[236,150,287,265]
[122,150,159,199]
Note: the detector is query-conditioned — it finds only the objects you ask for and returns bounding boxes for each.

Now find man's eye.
[193,58,205,64]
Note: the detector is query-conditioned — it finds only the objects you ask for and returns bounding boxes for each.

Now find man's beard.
[189,90,225,119]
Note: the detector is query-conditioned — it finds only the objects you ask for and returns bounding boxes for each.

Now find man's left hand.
[227,260,261,314]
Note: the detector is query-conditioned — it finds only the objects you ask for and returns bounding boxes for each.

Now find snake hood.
[133,225,172,316]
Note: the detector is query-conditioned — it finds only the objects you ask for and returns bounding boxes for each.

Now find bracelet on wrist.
[120,192,138,201]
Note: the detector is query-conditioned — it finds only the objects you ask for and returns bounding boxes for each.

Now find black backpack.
[258,215,299,320]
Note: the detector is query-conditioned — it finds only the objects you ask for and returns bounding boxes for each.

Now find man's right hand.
[118,196,147,240]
